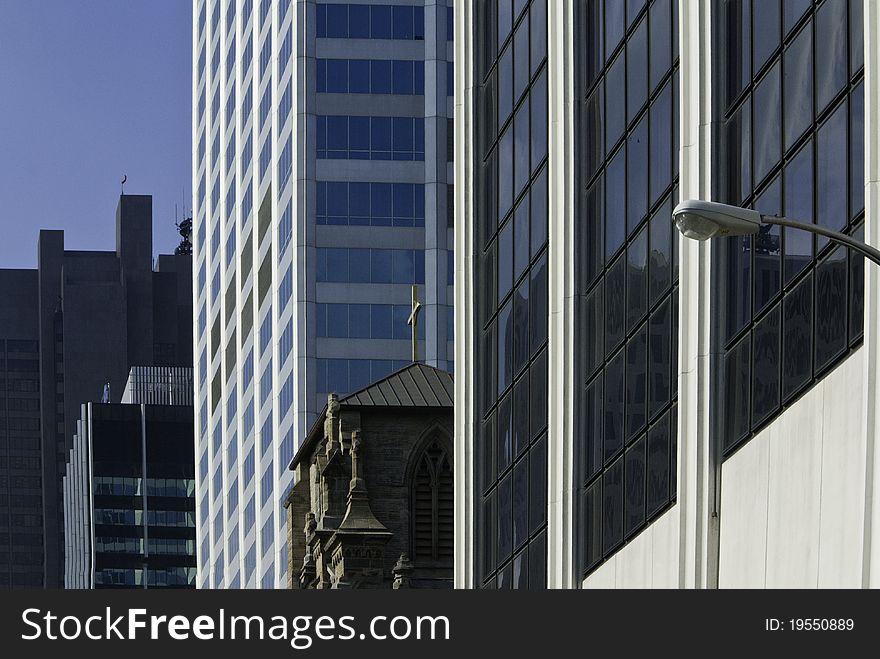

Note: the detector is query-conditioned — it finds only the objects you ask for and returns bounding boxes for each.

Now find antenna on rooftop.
[121,174,127,196]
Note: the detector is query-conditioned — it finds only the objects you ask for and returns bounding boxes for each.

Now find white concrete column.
[676,0,717,589]
[453,0,475,589]
[861,0,880,588]
[545,0,576,589]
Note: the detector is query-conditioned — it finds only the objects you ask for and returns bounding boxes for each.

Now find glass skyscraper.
[456,0,879,588]
[192,0,454,588]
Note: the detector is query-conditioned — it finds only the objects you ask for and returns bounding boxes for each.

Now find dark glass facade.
[574,0,680,578]
[473,0,549,589]
[0,331,43,589]
[716,0,864,456]
[67,404,196,588]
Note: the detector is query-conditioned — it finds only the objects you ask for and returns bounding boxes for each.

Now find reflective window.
[316,181,424,226]
[574,0,679,577]
[474,0,548,590]
[316,303,425,340]
[316,115,425,160]
[316,248,425,284]
[316,3,424,40]
[316,59,424,95]
[316,358,411,395]
[716,0,864,455]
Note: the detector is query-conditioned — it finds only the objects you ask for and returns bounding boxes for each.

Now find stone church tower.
[285,364,453,589]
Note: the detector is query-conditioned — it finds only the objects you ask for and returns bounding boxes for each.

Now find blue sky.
[0,0,192,269]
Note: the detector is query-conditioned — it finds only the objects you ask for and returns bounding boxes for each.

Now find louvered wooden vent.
[412,439,453,563]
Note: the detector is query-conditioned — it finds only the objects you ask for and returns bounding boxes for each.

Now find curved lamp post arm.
[761,216,880,267]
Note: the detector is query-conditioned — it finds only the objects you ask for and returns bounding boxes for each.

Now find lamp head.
[672,199,763,240]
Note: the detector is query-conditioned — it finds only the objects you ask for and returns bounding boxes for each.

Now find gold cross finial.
[407,284,422,362]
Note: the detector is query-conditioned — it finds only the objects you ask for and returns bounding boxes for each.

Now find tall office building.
[192,0,454,588]
[456,0,880,588]
[0,271,43,588]
[0,194,193,588]
[63,368,196,589]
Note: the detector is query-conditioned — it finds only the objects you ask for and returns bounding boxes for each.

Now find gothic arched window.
[411,438,453,564]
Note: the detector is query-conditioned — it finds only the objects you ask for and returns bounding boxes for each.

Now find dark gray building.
[0,270,43,588]
[63,381,196,589]
[0,194,193,588]
[286,363,453,589]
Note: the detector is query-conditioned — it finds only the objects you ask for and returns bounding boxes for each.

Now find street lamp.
[672,199,880,266]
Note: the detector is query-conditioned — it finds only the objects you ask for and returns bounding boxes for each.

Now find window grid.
[316,181,426,227]
[316,303,426,340]
[316,248,425,285]
[316,116,425,161]
[316,4,425,40]
[316,59,425,95]
[575,0,681,578]
[473,0,549,590]
[316,358,410,396]
[716,0,865,456]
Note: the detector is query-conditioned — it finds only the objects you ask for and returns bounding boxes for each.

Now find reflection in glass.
[497,473,512,562]
[514,193,530,281]
[531,70,548,171]
[605,53,626,153]
[513,458,528,549]
[605,253,626,353]
[782,273,812,399]
[624,437,646,537]
[783,21,812,150]
[649,198,672,305]
[499,126,514,220]
[783,140,813,284]
[627,17,647,124]
[531,166,548,257]
[646,412,670,517]
[605,145,626,258]
[752,0,780,74]
[649,0,671,92]
[753,176,781,313]
[817,99,848,237]
[604,349,625,461]
[649,80,672,205]
[582,377,603,481]
[726,99,751,204]
[529,253,548,354]
[514,13,530,102]
[725,233,752,342]
[627,116,648,233]
[627,225,648,329]
[605,0,625,60]
[583,480,602,571]
[603,457,624,551]
[529,349,548,439]
[582,281,604,378]
[648,298,671,419]
[816,0,847,114]
[815,245,848,371]
[753,62,781,186]
[514,98,530,197]
[851,81,865,220]
[514,377,529,457]
[497,299,514,395]
[498,219,513,301]
[724,334,751,452]
[529,435,547,533]
[512,278,530,377]
[625,324,647,440]
[752,304,780,426]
